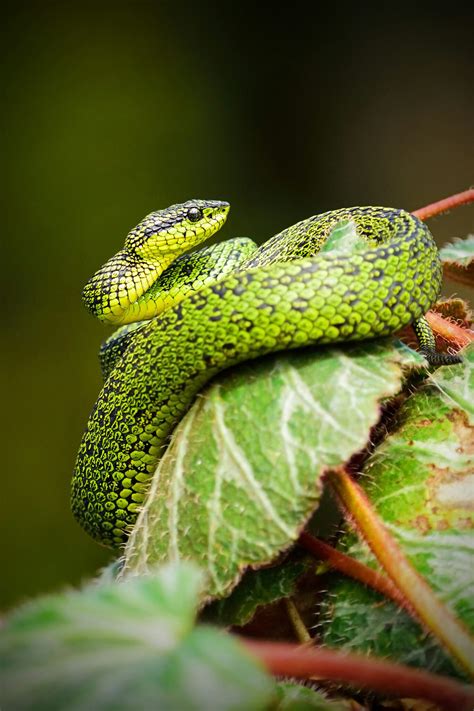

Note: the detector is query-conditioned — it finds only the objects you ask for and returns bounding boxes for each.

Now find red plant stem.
[243,640,474,710]
[327,467,474,677]
[298,531,412,613]
[412,188,474,221]
[426,310,474,347]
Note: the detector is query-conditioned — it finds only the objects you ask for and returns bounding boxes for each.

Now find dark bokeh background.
[1,3,473,611]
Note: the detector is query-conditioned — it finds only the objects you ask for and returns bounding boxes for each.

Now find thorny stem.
[243,640,474,710]
[412,188,474,221]
[327,467,474,678]
[298,531,413,614]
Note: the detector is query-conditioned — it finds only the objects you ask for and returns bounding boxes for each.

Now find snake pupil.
[187,207,203,222]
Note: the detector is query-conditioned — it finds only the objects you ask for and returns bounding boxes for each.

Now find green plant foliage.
[202,555,312,628]
[273,682,349,710]
[1,563,275,711]
[322,344,474,680]
[439,234,474,268]
[320,220,365,254]
[121,341,422,599]
[440,234,474,286]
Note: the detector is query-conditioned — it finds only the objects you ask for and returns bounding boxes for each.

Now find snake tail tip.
[420,348,463,367]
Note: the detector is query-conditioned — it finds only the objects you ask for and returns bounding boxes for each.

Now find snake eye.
[187,207,203,223]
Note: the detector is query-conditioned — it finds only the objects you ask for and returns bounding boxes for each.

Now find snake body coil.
[72,200,452,547]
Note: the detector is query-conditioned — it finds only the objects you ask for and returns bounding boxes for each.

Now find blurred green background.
[1,3,473,611]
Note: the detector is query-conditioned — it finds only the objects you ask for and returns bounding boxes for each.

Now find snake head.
[82,200,230,324]
[125,199,230,261]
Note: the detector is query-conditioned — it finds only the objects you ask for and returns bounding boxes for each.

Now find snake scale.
[72,200,459,547]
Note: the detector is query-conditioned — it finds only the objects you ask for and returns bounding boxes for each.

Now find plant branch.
[298,531,412,613]
[284,598,312,644]
[412,188,474,221]
[243,639,474,710]
[326,467,474,677]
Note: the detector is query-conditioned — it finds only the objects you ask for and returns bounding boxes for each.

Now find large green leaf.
[0,563,275,711]
[121,341,422,599]
[322,344,474,679]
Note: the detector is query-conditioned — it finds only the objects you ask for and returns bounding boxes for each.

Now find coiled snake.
[72,200,459,547]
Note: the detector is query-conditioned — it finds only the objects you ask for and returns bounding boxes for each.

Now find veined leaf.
[122,341,422,599]
[0,563,274,711]
[322,344,474,680]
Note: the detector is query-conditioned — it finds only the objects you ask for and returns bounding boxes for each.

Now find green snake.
[72,200,460,547]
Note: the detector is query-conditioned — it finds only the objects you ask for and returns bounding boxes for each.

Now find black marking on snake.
[171,302,184,321]
[210,283,228,298]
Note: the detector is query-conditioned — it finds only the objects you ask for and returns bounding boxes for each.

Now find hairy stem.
[298,531,413,613]
[243,639,474,709]
[412,188,474,221]
[426,310,474,347]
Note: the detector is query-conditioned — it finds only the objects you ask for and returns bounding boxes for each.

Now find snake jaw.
[127,199,230,262]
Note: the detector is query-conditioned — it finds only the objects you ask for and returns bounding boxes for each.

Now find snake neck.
[82,248,177,326]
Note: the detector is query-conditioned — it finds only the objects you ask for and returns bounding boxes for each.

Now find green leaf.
[91,558,123,586]
[322,344,474,679]
[439,234,474,268]
[122,341,422,599]
[1,563,274,711]
[439,235,474,286]
[202,555,312,628]
[430,342,474,422]
[320,221,366,254]
[273,682,349,710]
[321,220,380,255]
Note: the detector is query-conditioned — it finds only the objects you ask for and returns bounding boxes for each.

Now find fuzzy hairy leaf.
[0,563,274,711]
[320,220,364,254]
[440,234,474,268]
[322,344,474,680]
[274,682,349,710]
[121,341,422,599]
[202,555,312,628]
